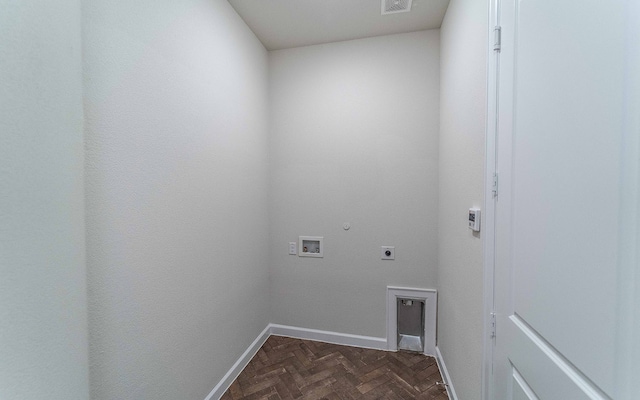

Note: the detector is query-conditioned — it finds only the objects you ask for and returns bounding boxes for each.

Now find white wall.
[438,0,488,398]
[269,30,440,338]
[83,0,270,398]
[0,0,89,398]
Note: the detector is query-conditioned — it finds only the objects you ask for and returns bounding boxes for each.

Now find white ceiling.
[227,0,450,51]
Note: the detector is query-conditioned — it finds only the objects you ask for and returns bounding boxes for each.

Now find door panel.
[493,0,637,398]
[508,316,606,399]
[509,0,622,392]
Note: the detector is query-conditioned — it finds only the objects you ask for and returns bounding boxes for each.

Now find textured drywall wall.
[438,0,487,398]
[0,0,89,398]
[268,30,440,338]
[83,0,270,398]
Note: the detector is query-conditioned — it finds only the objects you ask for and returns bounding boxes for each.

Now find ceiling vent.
[381,0,413,15]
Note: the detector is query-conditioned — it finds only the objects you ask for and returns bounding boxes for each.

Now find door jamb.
[482,0,500,399]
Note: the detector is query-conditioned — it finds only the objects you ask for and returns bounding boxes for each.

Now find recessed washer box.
[298,236,323,257]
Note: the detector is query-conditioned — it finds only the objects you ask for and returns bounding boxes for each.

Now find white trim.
[386,286,437,356]
[483,0,500,399]
[269,324,387,351]
[512,367,540,400]
[203,325,271,400]
[616,1,640,395]
[435,346,459,400]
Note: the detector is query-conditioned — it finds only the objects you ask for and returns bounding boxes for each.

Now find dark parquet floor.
[221,336,449,400]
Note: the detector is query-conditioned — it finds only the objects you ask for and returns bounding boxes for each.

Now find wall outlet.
[288,242,297,255]
[381,246,395,260]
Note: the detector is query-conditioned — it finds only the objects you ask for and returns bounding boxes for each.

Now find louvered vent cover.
[381,0,413,14]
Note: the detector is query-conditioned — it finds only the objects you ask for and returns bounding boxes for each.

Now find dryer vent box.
[397,298,425,353]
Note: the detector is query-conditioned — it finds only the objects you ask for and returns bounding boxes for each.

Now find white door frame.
[482,0,499,399]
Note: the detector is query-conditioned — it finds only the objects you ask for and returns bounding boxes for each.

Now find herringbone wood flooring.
[221,336,449,400]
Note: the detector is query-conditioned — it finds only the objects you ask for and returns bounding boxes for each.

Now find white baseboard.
[203,325,271,400]
[435,346,459,400]
[269,323,388,351]
[205,324,453,400]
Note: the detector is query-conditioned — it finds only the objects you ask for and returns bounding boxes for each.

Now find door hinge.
[490,312,497,339]
[492,173,499,198]
[493,26,502,52]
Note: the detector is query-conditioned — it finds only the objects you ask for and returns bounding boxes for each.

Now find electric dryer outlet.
[381,246,395,260]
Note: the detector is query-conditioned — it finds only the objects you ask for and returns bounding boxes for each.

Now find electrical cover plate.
[381,246,395,260]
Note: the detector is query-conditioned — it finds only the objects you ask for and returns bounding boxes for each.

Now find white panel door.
[492,0,639,399]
